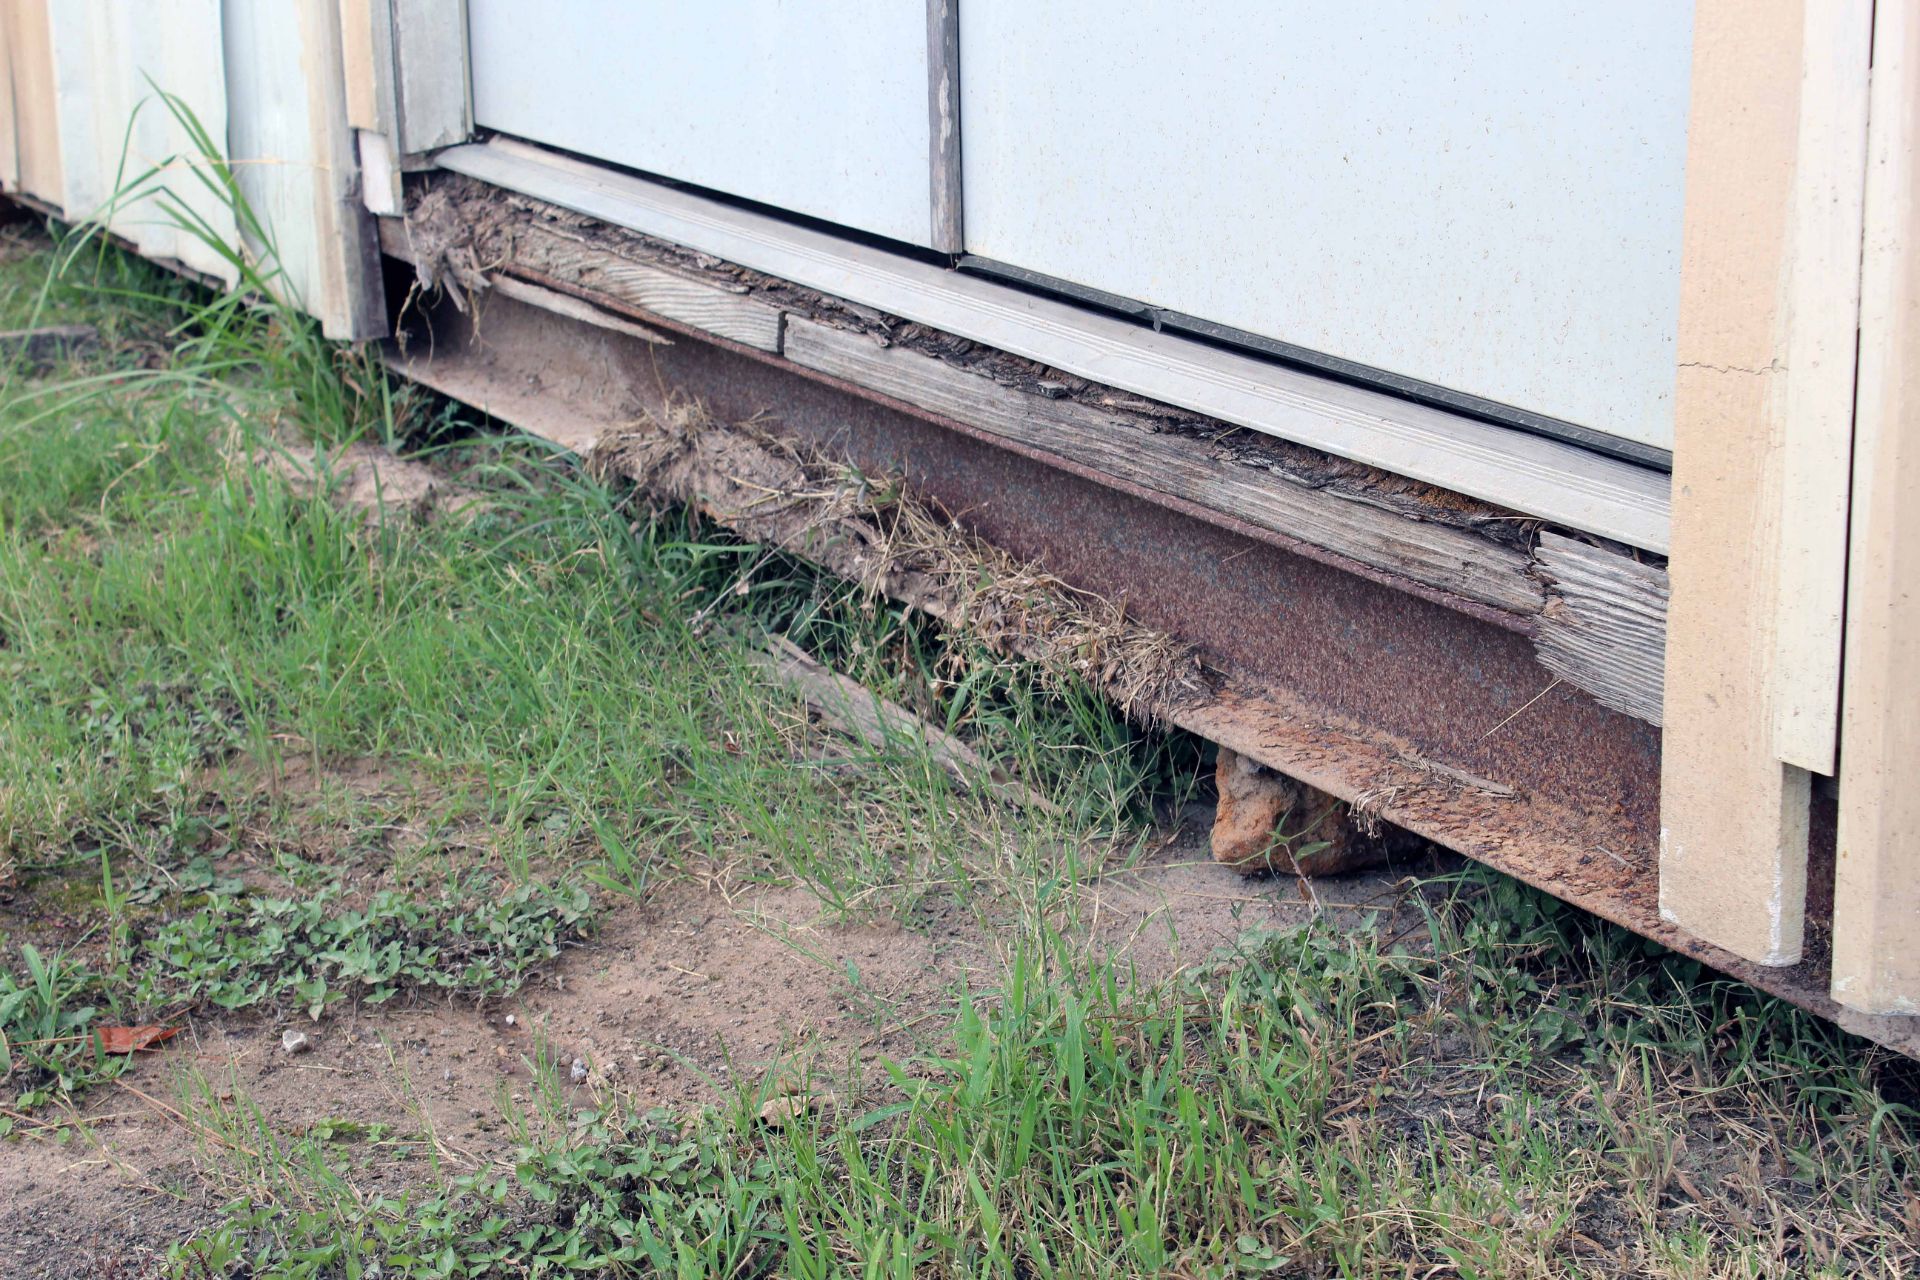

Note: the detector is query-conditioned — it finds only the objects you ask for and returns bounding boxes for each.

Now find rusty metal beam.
[387,273,1906,1054]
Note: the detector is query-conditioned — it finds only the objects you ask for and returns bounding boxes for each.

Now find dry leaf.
[94,1025,179,1054]
[756,1086,838,1129]
[756,1094,817,1128]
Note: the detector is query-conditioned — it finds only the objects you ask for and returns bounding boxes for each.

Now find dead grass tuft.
[587,395,1209,720]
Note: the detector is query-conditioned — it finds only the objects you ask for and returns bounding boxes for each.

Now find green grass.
[0,261,1159,894]
[164,904,1920,1278]
[3,205,1918,1278]
[0,214,1177,1104]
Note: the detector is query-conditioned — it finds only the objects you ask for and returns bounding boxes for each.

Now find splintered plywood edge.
[1659,0,1821,966]
[1534,534,1666,726]
[1831,0,1920,1015]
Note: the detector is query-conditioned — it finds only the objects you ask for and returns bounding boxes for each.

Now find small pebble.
[504,1014,516,1027]
[281,1029,312,1056]
[570,1057,589,1082]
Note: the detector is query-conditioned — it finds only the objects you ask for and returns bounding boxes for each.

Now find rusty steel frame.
[380,265,1899,1052]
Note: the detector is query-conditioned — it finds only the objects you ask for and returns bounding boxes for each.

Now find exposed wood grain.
[1659,0,1821,965]
[437,138,1673,552]
[785,317,1544,616]
[488,274,671,346]
[1831,0,1920,1014]
[1534,534,1666,726]
[925,0,962,253]
[506,222,785,353]
[1769,0,1875,772]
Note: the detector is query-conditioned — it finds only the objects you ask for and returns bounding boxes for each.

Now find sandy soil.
[0,804,1430,1278]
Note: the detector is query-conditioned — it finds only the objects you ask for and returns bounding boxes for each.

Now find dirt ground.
[0,792,1427,1278]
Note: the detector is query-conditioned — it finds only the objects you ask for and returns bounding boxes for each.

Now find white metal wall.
[222,0,381,337]
[46,0,239,285]
[466,0,937,248]
[958,1,1695,451]
[7,1,384,337]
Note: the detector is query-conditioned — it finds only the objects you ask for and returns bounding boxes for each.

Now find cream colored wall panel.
[1,5,18,190]
[1658,0,1862,967]
[1831,0,1920,1015]
[1,0,64,206]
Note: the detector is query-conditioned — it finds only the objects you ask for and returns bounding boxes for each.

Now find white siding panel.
[959,2,1695,450]
[46,0,238,283]
[466,0,935,247]
[221,0,382,338]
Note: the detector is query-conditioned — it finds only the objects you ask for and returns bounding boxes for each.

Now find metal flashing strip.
[437,137,1673,552]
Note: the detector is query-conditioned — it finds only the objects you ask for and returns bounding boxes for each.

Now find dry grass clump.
[587,396,1208,720]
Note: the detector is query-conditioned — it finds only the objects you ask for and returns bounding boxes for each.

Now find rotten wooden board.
[385,290,1920,1059]
[435,137,1673,552]
[0,322,99,368]
[505,222,785,353]
[1534,534,1667,726]
[384,192,1676,728]
[785,317,1545,616]
[488,275,671,346]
